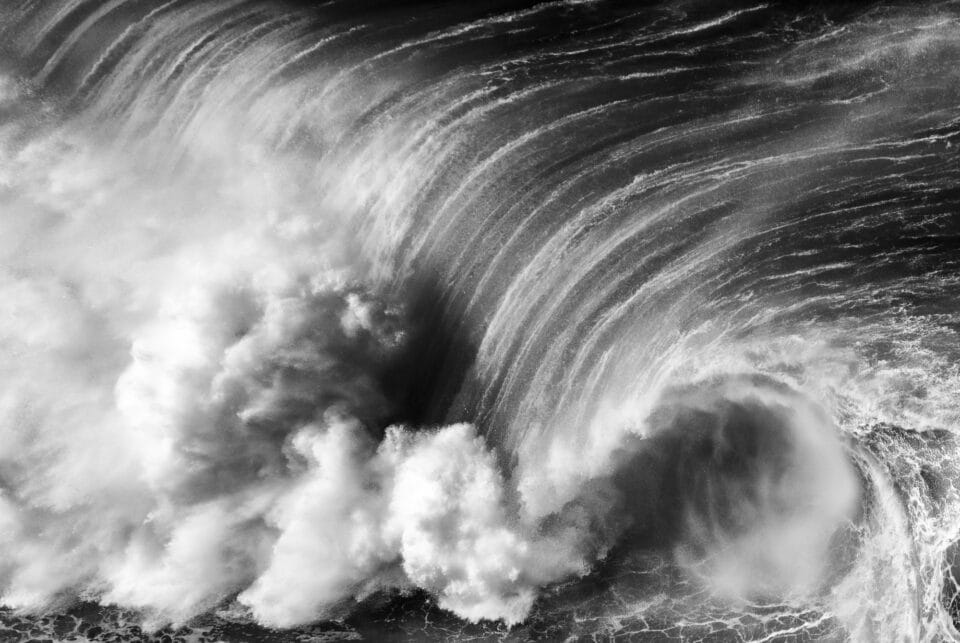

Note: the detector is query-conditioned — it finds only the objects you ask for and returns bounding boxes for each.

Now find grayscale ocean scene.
[1,1,960,641]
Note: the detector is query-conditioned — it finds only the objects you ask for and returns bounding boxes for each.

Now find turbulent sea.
[2,1,960,641]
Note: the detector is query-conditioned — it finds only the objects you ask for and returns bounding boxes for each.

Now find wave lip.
[607,375,862,602]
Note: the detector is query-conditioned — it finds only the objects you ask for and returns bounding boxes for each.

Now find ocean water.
[1,1,960,641]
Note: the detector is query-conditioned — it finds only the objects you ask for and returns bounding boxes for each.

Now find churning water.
[1,1,960,641]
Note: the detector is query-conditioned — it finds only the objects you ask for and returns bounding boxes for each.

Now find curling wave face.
[1,1,960,640]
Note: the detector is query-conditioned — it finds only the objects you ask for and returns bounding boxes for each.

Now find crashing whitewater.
[2,1,960,641]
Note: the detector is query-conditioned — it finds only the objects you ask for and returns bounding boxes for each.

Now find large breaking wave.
[1,1,960,640]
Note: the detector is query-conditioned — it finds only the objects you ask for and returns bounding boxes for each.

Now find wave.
[1,1,960,640]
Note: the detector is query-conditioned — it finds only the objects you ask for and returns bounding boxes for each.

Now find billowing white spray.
[0,59,872,630]
[0,68,597,627]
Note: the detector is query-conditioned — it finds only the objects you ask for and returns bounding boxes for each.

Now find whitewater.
[1,1,960,640]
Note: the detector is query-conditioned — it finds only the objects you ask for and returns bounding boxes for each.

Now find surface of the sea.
[1,1,960,641]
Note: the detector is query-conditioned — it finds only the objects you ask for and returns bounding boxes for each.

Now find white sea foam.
[0,68,596,627]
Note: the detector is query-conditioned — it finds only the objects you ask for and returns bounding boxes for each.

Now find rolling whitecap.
[1,1,960,641]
